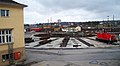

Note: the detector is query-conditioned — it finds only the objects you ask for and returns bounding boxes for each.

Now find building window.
[2,54,13,62]
[0,30,13,44]
[0,9,9,17]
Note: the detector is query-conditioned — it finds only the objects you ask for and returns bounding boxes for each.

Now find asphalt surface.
[24,48,120,66]
[24,32,120,66]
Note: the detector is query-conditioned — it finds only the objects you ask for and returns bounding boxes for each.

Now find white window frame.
[0,29,13,44]
[0,9,10,17]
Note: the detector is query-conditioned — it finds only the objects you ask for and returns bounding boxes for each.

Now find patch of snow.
[34,38,64,48]
[66,38,88,48]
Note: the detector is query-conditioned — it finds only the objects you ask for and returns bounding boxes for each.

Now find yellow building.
[0,0,27,65]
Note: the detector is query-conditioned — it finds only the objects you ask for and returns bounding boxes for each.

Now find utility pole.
[107,16,109,27]
[107,16,109,21]
[50,17,52,23]
[46,19,49,33]
[50,17,52,28]
[50,17,52,33]
[47,19,49,23]
[113,15,114,21]
[113,15,116,27]
[113,15,114,27]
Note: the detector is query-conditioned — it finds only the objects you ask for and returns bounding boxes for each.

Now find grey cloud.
[16,0,120,23]
[24,0,120,17]
[36,0,120,14]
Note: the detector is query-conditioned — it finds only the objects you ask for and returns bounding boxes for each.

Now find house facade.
[0,0,27,65]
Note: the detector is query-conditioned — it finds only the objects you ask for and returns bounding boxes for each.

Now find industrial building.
[0,0,27,65]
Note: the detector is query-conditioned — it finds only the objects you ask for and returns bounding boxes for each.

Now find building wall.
[0,5,25,65]
[0,5,25,50]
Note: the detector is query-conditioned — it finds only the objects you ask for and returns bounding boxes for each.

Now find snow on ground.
[74,38,89,48]
[25,38,58,48]
[88,36,96,40]
[34,38,64,48]
[81,38,105,47]
[32,36,41,41]
[66,38,88,48]
[66,38,75,48]
[25,37,119,48]
[52,38,64,48]
[80,38,118,47]
[25,41,41,48]
[49,37,58,40]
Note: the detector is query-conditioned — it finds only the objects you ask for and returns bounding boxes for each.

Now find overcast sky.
[15,0,120,24]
